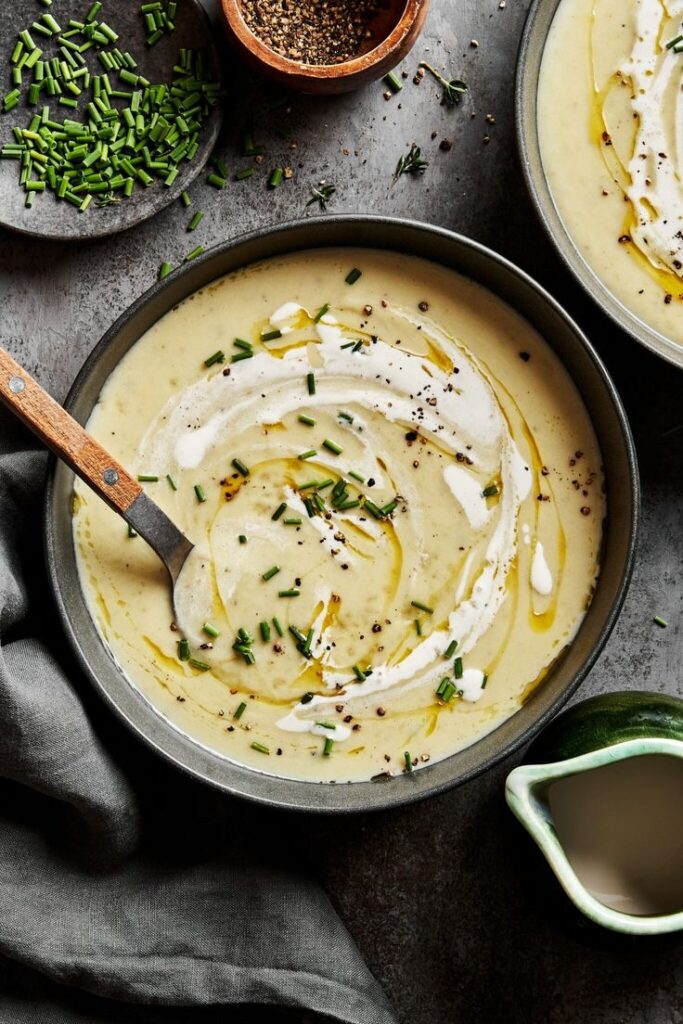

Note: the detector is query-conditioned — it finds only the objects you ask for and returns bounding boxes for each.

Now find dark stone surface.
[0,0,221,240]
[1,0,681,1021]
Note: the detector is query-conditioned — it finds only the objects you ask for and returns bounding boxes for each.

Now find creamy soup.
[539,0,683,351]
[550,755,683,916]
[73,249,604,783]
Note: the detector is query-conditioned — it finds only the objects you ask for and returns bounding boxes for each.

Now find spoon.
[0,346,195,617]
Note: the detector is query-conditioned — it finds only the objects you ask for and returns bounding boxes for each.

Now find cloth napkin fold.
[0,419,397,1024]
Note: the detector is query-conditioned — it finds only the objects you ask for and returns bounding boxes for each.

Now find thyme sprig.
[394,143,428,181]
[419,62,468,107]
[307,181,336,210]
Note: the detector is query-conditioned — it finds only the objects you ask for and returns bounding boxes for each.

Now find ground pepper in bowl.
[241,0,389,65]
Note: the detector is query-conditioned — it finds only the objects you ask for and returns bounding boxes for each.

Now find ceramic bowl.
[44,217,639,813]
[507,692,683,935]
[516,0,683,369]
[219,0,430,94]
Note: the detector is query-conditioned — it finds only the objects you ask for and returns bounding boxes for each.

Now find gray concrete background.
[1,0,682,1022]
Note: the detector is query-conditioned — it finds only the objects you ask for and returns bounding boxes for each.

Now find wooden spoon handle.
[0,346,142,515]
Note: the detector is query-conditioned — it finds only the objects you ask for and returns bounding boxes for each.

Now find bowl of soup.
[518,0,683,368]
[45,217,638,812]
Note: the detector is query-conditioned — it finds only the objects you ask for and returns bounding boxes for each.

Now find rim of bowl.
[219,0,423,79]
[515,0,683,370]
[44,216,640,814]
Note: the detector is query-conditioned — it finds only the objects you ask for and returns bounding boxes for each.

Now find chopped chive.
[278,589,300,597]
[300,692,314,704]
[444,639,458,658]
[159,261,172,280]
[250,741,270,754]
[137,474,159,482]
[271,502,287,521]
[315,721,337,731]
[283,516,302,525]
[189,658,210,671]
[654,615,668,628]
[322,438,343,455]
[338,411,354,423]
[272,616,284,637]
[482,674,488,689]
[187,210,204,231]
[127,523,138,538]
[363,499,384,518]
[185,245,204,262]
[414,619,422,636]
[303,497,315,517]
[336,499,360,510]
[238,534,247,544]
[436,678,456,703]
[379,499,398,516]
[231,351,253,363]
[666,34,683,48]
[268,166,283,187]
[177,638,190,661]
[404,751,413,772]
[180,190,191,207]
[454,656,463,680]
[323,737,334,756]
[411,600,434,614]
[262,565,281,580]
[352,341,364,353]
[233,338,253,351]
[234,701,247,719]
[340,342,356,350]
[232,458,249,477]
[194,484,207,503]
[315,478,334,490]
[204,350,225,367]
[202,622,220,638]
[348,470,365,484]
[383,70,403,93]
[234,167,254,180]
[345,267,362,285]
[299,414,316,426]
[352,664,365,681]
[314,302,330,322]
[482,484,499,498]
[298,449,317,461]
[307,372,316,395]
[260,621,271,642]
[261,328,282,341]
[207,172,226,188]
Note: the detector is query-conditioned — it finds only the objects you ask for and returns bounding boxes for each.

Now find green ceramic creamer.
[506,692,683,935]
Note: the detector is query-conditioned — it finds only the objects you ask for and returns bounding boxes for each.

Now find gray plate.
[44,217,640,813]
[0,0,222,241]
[516,0,683,370]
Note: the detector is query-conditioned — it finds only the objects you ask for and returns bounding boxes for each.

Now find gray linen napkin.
[0,418,397,1024]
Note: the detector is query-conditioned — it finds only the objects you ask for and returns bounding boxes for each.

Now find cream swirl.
[620,0,683,277]
[136,301,533,743]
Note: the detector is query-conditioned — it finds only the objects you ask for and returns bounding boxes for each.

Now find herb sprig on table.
[394,143,428,181]
[307,181,336,210]
[418,62,468,107]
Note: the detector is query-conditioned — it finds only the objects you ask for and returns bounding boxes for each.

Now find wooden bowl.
[219,0,430,94]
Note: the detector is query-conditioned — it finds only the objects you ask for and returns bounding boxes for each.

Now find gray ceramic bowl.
[44,217,639,813]
[516,0,683,369]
